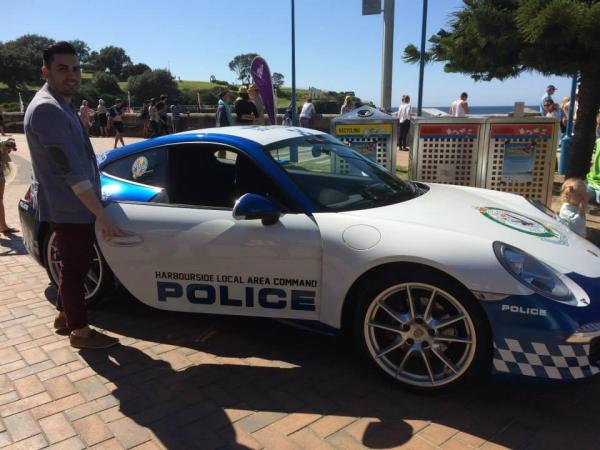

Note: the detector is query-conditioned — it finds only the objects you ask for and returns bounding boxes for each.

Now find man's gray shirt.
[24,83,100,224]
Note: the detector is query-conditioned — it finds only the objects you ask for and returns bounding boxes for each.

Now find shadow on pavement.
[60,287,600,449]
[0,232,27,256]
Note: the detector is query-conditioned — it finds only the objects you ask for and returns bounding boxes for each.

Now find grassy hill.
[1,75,337,111]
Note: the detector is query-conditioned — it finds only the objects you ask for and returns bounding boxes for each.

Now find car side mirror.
[233,193,281,226]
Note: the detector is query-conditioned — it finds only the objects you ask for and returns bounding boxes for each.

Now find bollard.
[558,133,573,175]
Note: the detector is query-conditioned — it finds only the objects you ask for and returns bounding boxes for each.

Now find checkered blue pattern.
[493,338,600,380]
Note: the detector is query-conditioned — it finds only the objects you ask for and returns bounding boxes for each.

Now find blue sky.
[1,0,570,107]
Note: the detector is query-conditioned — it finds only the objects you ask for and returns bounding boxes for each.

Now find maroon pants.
[49,222,95,330]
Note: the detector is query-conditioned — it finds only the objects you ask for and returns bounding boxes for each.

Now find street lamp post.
[380,0,395,112]
[417,0,428,116]
[558,74,578,175]
[291,0,297,126]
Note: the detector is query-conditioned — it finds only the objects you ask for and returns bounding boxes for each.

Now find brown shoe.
[70,329,119,349]
[53,314,68,331]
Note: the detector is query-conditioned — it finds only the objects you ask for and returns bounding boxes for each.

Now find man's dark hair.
[160,94,167,100]
[219,91,229,99]
[43,41,77,68]
[460,92,468,99]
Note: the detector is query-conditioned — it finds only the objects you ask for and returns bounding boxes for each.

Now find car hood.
[340,183,600,278]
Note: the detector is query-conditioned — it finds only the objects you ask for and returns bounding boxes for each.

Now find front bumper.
[482,274,600,380]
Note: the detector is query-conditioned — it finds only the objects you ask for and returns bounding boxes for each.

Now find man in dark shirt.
[108,99,125,148]
[157,94,168,135]
[24,42,123,349]
[234,86,258,124]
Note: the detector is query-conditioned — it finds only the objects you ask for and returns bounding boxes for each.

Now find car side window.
[165,144,293,211]
[103,148,167,188]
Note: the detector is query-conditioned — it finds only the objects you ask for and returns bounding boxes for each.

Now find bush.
[313,100,340,114]
[128,69,179,105]
[92,72,123,96]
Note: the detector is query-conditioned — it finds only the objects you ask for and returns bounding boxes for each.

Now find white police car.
[19,126,600,390]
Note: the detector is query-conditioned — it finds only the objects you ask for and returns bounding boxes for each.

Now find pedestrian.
[215,91,233,127]
[560,96,570,134]
[170,100,182,133]
[449,92,469,117]
[108,98,125,148]
[79,100,94,136]
[234,86,258,124]
[157,94,168,135]
[0,138,19,233]
[97,99,108,137]
[398,95,412,151]
[299,98,316,128]
[540,84,557,115]
[558,178,588,237]
[24,41,123,348]
[543,99,561,119]
[139,100,150,138]
[340,96,354,115]
[148,98,160,137]
[282,107,293,126]
[0,104,6,136]
[248,84,266,125]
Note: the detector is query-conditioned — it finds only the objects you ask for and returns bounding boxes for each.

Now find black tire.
[44,230,114,308]
[353,267,492,391]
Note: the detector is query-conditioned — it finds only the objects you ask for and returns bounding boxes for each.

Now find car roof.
[179,125,327,145]
[98,126,328,166]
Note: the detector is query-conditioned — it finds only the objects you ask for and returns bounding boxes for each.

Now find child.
[558,178,588,237]
[0,138,19,233]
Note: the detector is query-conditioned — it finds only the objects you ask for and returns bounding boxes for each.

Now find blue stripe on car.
[98,132,317,214]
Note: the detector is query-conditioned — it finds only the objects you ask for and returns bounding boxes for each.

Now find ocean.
[390,105,539,115]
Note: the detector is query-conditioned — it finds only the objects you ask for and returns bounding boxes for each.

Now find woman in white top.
[398,95,412,151]
[299,99,316,128]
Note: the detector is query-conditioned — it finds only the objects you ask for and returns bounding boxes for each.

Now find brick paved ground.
[1,134,600,449]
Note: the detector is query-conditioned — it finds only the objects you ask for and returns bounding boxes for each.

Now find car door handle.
[106,233,144,247]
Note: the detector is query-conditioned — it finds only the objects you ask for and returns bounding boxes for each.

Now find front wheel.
[354,269,492,391]
[45,231,113,307]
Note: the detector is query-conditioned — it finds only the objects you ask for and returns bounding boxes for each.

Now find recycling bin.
[409,118,486,186]
[331,106,398,172]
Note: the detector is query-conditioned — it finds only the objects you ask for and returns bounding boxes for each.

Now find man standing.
[157,94,169,135]
[108,99,125,148]
[449,92,469,117]
[24,41,123,349]
[248,84,266,125]
[540,85,557,114]
[215,91,233,127]
[170,100,182,133]
[299,98,316,128]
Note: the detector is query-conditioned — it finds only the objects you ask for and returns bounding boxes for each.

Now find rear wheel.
[354,269,491,391]
[45,231,113,307]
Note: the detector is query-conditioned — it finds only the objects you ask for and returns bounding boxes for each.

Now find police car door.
[96,149,322,320]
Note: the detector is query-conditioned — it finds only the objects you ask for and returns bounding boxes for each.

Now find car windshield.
[265,135,426,211]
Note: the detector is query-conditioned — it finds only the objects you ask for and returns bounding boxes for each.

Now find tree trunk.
[566,65,600,179]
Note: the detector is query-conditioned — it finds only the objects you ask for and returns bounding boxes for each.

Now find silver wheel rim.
[364,282,476,388]
[46,232,103,302]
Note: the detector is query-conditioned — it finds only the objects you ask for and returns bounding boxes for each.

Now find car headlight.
[493,242,574,302]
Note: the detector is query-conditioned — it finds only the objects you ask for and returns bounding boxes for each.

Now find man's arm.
[462,101,469,115]
[75,188,124,240]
